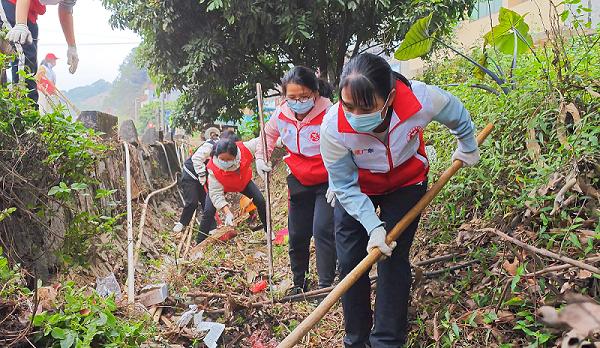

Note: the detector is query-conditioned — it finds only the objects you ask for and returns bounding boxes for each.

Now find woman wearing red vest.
[1,0,78,102]
[198,136,267,243]
[255,66,337,294]
[320,53,480,347]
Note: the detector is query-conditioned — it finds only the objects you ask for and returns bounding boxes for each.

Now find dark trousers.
[1,0,39,102]
[287,175,336,289]
[335,182,426,348]
[179,175,207,226]
[198,180,266,243]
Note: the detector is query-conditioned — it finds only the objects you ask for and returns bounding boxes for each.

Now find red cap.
[45,53,58,60]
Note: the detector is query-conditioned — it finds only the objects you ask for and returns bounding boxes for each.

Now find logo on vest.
[407,126,423,141]
[352,148,375,155]
[309,131,320,143]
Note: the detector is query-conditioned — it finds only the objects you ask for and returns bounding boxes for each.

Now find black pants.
[198,180,267,243]
[335,182,427,348]
[1,0,39,102]
[287,175,336,289]
[179,174,207,226]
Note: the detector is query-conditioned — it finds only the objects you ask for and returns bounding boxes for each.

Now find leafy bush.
[420,28,599,241]
[0,51,116,271]
[32,282,153,347]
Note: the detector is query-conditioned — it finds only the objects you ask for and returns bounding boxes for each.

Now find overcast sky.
[35,0,141,90]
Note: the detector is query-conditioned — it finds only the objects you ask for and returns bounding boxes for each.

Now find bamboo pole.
[256,83,274,281]
[278,123,494,347]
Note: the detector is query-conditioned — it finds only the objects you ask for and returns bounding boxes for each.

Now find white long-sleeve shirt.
[188,141,213,184]
[207,138,259,210]
[321,80,478,234]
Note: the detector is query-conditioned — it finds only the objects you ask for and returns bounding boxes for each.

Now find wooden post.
[256,83,274,281]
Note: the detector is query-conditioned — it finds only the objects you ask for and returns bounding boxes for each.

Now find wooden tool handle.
[278,123,494,347]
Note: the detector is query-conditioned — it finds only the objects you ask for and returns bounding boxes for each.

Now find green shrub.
[32,282,153,348]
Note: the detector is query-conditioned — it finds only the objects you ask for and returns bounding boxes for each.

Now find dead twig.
[522,256,600,278]
[482,228,600,275]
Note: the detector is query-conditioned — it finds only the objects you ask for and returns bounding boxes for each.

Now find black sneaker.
[286,286,305,296]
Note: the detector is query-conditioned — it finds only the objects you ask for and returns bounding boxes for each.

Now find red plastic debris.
[250,280,268,294]
[273,228,288,245]
[218,229,238,242]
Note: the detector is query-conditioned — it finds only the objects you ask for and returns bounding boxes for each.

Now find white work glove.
[67,46,79,74]
[255,159,272,181]
[224,211,235,227]
[275,137,284,148]
[7,24,32,45]
[367,226,396,258]
[452,148,480,167]
[325,187,335,207]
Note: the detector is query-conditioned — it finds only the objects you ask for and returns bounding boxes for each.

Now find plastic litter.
[218,229,238,242]
[273,228,288,245]
[193,311,225,348]
[250,280,268,294]
[96,273,122,300]
[176,304,198,328]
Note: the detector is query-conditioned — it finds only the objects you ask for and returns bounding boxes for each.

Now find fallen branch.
[482,228,600,275]
[550,176,577,216]
[200,259,480,315]
[523,256,600,278]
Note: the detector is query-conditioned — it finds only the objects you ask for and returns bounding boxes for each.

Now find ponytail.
[282,66,334,99]
[317,78,334,99]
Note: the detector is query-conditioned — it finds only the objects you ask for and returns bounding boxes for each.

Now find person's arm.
[14,0,31,24]
[426,85,477,153]
[207,169,229,211]
[255,113,280,161]
[58,4,75,46]
[191,142,212,183]
[35,65,46,83]
[243,137,260,157]
[320,118,383,235]
[59,0,78,73]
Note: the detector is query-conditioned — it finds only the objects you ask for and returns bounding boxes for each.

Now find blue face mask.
[287,98,315,114]
[344,95,392,132]
[215,157,237,170]
[345,108,386,132]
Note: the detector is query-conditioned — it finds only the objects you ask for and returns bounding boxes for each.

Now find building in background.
[396,0,599,78]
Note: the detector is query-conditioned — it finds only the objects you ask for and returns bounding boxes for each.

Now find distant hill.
[63,48,151,120]
[64,79,112,112]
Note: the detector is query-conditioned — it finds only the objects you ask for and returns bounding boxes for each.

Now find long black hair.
[338,53,411,110]
[281,66,334,99]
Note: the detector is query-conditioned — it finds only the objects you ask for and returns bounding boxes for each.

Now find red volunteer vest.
[8,0,46,24]
[207,142,254,193]
[336,81,429,195]
[277,109,328,186]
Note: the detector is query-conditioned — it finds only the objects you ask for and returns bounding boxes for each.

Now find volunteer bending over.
[256,66,337,293]
[198,136,267,243]
[320,53,480,348]
[173,128,231,234]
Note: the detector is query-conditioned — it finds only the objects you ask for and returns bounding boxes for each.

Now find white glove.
[366,226,397,258]
[224,211,235,226]
[452,148,480,167]
[255,159,272,180]
[275,137,284,148]
[7,24,32,44]
[325,187,335,207]
[67,46,79,74]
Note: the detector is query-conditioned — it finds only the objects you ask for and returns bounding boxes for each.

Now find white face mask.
[215,156,240,171]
